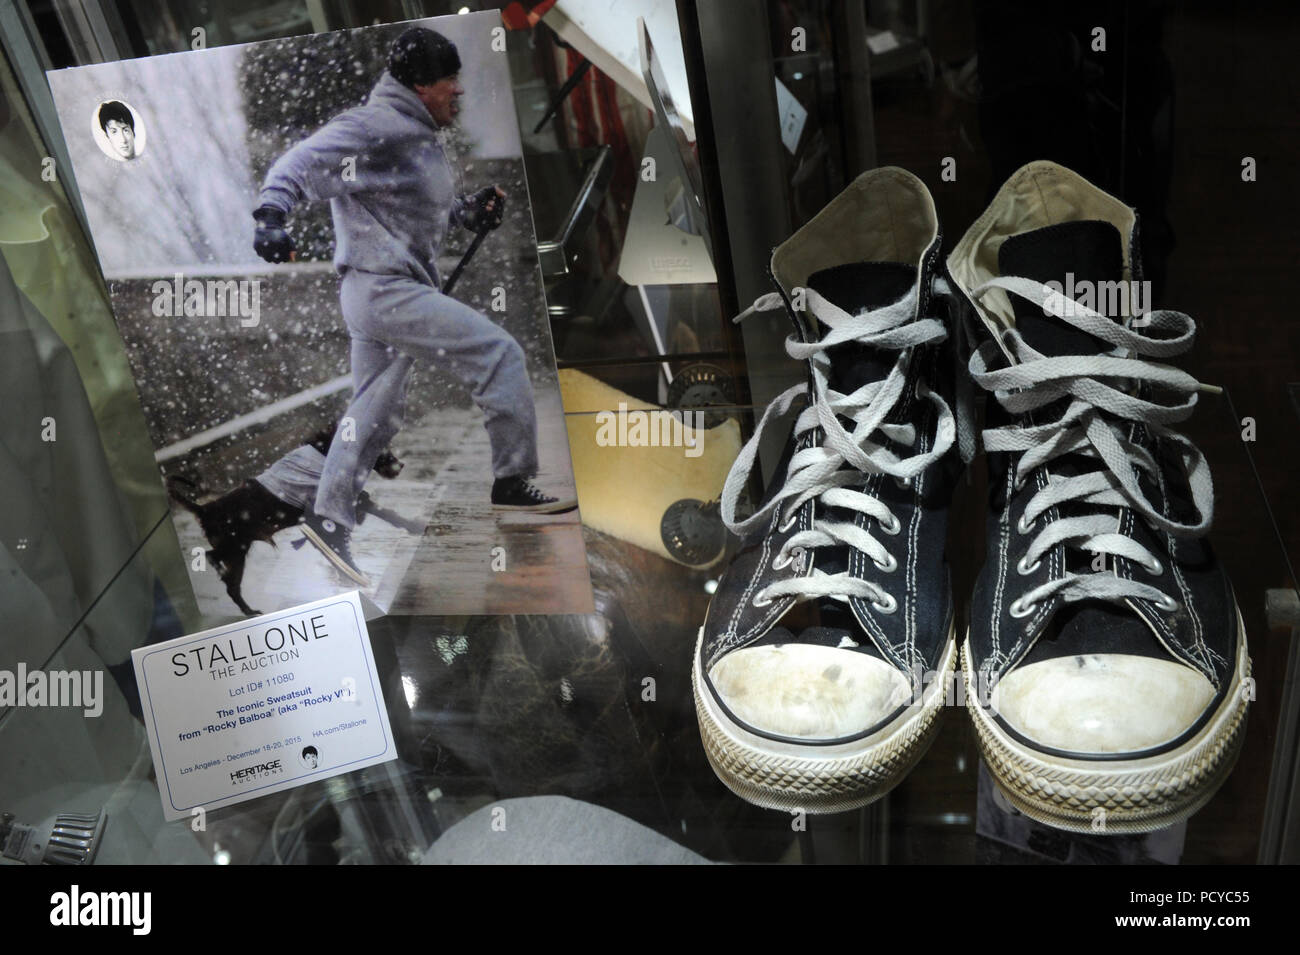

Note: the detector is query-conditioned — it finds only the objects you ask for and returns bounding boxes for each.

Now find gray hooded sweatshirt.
[258,71,471,287]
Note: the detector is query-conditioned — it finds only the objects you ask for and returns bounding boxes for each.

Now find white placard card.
[131,592,396,821]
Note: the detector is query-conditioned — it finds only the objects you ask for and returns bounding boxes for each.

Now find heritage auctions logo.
[230,758,284,785]
[0,665,103,717]
[50,886,151,935]
[151,273,262,327]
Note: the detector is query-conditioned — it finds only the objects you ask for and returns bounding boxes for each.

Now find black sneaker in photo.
[491,475,578,514]
[301,511,372,589]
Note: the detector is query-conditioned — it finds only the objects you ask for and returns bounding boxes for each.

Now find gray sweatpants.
[313,270,539,528]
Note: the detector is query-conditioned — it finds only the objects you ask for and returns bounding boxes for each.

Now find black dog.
[167,425,405,616]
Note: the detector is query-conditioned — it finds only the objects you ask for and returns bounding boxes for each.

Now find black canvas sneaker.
[692,168,970,813]
[948,160,1250,833]
[491,476,578,513]
[302,512,372,589]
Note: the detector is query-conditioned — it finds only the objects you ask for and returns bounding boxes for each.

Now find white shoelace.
[968,275,1218,617]
[720,278,964,612]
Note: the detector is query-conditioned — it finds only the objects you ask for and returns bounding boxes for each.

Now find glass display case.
[1,0,1298,871]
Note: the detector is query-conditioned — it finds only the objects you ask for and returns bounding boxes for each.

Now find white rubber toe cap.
[990,654,1216,754]
[708,644,911,741]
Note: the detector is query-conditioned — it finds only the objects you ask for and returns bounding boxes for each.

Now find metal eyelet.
[895,475,914,490]
[1143,557,1164,576]
[1016,513,1035,535]
[1016,554,1041,576]
[772,546,804,571]
[874,552,898,573]
[871,593,898,614]
[880,514,902,536]
[752,588,775,608]
[1008,597,1038,619]
[778,508,799,534]
[1154,593,1178,612]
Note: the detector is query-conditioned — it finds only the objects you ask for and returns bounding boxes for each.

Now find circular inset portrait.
[300,746,319,769]
[92,99,146,161]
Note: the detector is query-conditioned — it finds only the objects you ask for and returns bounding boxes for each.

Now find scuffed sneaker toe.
[708,644,911,741]
[990,654,1216,755]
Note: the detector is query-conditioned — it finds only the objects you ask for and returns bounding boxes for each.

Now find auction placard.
[131,592,395,820]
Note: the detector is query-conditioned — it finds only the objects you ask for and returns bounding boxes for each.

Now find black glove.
[253,205,296,263]
[467,186,506,231]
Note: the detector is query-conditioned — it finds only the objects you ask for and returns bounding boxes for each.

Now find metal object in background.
[537,144,613,279]
[638,16,707,244]
[618,125,717,287]
[532,53,591,134]
[666,361,731,408]
[677,0,790,484]
[660,498,725,568]
[617,19,715,287]
[1,808,107,864]
[666,361,734,426]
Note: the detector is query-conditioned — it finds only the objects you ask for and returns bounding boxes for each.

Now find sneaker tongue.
[806,262,917,392]
[997,220,1125,357]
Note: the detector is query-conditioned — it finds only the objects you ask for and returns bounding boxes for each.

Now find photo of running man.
[251,25,577,586]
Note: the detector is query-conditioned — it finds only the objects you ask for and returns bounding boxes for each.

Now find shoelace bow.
[720,278,972,611]
[968,275,1217,617]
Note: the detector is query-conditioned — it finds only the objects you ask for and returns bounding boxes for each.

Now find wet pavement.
[176,390,590,622]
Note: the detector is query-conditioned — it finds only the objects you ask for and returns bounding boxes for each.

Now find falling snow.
[49,16,579,616]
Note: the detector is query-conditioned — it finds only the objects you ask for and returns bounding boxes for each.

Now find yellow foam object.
[559,368,741,566]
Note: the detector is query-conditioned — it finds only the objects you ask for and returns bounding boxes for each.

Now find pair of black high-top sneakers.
[694,161,1250,833]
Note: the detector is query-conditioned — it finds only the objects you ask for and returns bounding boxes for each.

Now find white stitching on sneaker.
[990,464,1014,663]
[727,508,783,639]
[1117,504,1205,679]
[998,469,1053,676]
[904,417,927,676]
[1156,462,1223,675]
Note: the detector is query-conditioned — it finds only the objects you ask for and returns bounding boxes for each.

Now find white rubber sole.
[962,607,1251,834]
[301,524,372,589]
[693,623,957,814]
[491,497,579,514]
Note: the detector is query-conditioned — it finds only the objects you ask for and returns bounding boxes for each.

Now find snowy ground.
[174,388,592,623]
